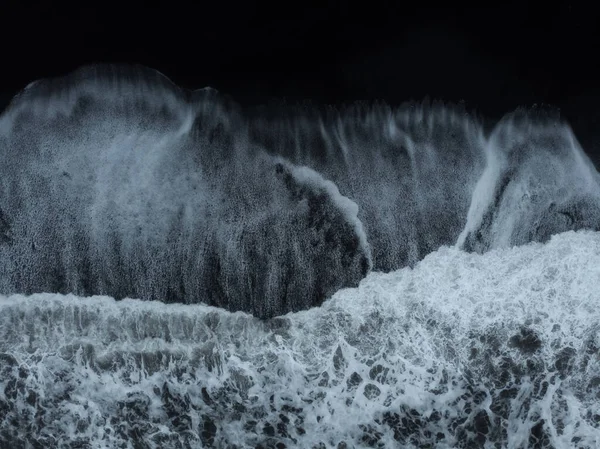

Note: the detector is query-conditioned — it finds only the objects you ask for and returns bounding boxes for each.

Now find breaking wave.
[1,64,599,319]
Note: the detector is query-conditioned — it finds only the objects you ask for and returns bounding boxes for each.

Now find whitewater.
[1,232,599,448]
[0,64,599,448]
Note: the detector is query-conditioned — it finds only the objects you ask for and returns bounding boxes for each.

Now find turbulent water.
[0,64,600,447]
[1,232,600,448]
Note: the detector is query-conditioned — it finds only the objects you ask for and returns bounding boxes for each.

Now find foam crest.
[459,113,600,252]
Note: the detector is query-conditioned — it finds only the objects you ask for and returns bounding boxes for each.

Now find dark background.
[1,1,599,160]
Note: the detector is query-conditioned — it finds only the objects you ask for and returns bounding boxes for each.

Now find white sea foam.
[1,230,599,448]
